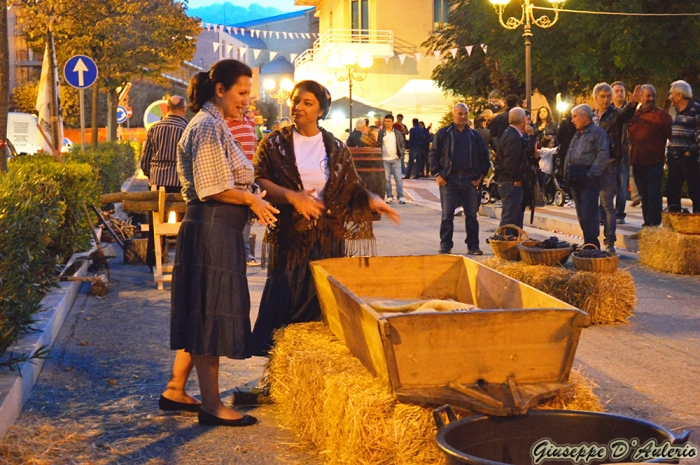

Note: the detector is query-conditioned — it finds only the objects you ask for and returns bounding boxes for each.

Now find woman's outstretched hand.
[289,189,325,221]
[249,190,280,226]
[368,194,400,224]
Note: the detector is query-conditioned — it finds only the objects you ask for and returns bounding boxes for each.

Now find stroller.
[540,147,568,206]
[480,161,500,204]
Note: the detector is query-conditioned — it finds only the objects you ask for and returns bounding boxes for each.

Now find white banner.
[398,54,406,65]
[205,23,211,31]
[449,48,458,59]
[270,51,277,60]
[226,44,234,55]
[234,27,238,35]
[239,47,248,57]
[465,45,473,56]
[384,56,391,65]
[415,52,422,64]
[433,50,441,60]
[481,44,488,54]
[283,32,288,39]
[213,42,220,52]
[253,49,262,59]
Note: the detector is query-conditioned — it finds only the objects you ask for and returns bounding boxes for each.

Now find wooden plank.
[122,200,186,213]
[99,191,183,204]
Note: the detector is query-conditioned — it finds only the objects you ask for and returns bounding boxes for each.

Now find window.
[351,0,369,39]
[434,0,452,30]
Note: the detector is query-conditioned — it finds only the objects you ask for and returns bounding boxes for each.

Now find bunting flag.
[398,54,406,65]
[255,30,260,38]
[481,44,488,53]
[305,33,311,39]
[205,23,211,31]
[213,42,220,52]
[449,48,458,59]
[290,53,298,63]
[263,31,268,38]
[283,32,288,39]
[227,26,231,34]
[433,50,441,60]
[384,55,391,65]
[234,27,238,35]
[415,52,422,64]
[239,47,248,57]
[226,44,234,55]
[253,49,262,59]
[241,28,246,36]
[275,32,280,39]
[465,45,474,56]
[270,51,277,60]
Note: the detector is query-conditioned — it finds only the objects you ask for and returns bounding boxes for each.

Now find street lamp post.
[263,78,295,119]
[328,51,373,131]
[489,0,565,114]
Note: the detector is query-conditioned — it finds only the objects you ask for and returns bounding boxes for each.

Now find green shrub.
[0,156,100,370]
[66,141,138,194]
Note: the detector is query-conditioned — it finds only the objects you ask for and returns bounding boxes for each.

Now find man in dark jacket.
[405,118,426,179]
[490,94,520,142]
[593,82,641,252]
[346,118,366,147]
[494,108,537,229]
[429,103,490,255]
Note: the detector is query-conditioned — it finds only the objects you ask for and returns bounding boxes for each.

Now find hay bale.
[639,227,700,275]
[267,322,602,465]
[483,258,636,325]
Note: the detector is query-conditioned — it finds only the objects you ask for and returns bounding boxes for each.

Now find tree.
[0,3,10,172]
[17,0,201,141]
[423,0,700,101]
[12,79,82,127]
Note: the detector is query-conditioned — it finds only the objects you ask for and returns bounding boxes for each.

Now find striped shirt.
[226,116,257,160]
[668,100,700,157]
[177,101,254,203]
[139,114,188,187]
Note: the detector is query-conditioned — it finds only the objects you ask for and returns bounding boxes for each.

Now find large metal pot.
[433,405,691,465]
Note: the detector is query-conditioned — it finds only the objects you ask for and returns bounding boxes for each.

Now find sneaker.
[454,206,464,216]
[246,256,258,266]
[494,201,503,208]
[386,198,393,204]
[629,230,644,240]
[616,218,625,224]
[565,200,576,208]
[631,199,641,207]
[399,198,407,205]
[606,245,616,254]
[438,249,452,254]
[467,249,484,256]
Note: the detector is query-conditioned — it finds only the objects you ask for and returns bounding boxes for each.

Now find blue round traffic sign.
[63,55,98,89]
[116,106,128,124]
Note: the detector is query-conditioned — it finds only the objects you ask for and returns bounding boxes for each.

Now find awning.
[380,79,455,112]
[329,97,390,119]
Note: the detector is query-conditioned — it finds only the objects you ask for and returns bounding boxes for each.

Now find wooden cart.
[310,255,590,415]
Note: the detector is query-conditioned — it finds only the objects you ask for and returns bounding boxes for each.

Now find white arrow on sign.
[72,58,89,87]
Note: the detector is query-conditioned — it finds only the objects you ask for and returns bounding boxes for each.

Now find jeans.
[599,161,617,248]
[569,175,602,249]
[632,162,664,227]
[615,159,630,220]
[497,182,524,229]
[439,173,481,252]
[667,153,700,212]
[405,147,424,178]
[242,220,252,258]
[383,158,404,200]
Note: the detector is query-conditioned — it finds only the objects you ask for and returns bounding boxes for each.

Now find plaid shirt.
[177,101,254,202]
[140,114,188,187]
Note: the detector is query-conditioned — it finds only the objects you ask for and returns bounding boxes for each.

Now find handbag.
[565,164,589,188]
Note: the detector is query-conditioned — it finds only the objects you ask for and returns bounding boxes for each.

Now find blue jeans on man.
[599,161,617,250]
[439,172,481,252]
[570,175,602,249]
[497,181,524,229]
[405,147,424,179]
[615,159,630,221]
[383,158,404,201]
[633,162,664,226]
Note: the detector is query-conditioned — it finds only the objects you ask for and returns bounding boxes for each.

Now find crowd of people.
[139,57,699,428]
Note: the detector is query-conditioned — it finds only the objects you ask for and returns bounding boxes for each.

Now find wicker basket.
[518,240,573,266]
[666,212,700,235]
[661,213,673,230]
[488,224,529,261]
[572,243,619,273]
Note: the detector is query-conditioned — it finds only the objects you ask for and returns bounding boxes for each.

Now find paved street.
[3,196,699,464]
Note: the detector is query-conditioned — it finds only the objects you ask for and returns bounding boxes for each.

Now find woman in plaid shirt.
[159,60,278,428]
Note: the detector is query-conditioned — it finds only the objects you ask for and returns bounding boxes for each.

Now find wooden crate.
[310,255,590,415]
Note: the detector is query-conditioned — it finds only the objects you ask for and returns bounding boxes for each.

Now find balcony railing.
[295,28,394,69]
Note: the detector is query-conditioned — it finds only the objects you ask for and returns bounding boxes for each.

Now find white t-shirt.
[381,129,398,161]
[294,129,328,199]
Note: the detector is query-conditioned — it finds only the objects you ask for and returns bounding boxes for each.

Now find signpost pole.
[79,88,85,152]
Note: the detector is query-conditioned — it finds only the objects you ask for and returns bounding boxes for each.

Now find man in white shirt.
[377,114,406,204]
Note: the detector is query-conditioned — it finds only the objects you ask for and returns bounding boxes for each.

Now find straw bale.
[266,322,602,465]
[483,258,636,325]
[639,227,700,275]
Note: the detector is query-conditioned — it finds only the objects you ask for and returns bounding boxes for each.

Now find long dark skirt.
[170,201,252,359]
[250,240,344,356]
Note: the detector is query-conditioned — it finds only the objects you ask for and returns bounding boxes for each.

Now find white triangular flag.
[227,26,231,34]
[384,56,391,65]
[263,31,268,38]
[305,33,311,39]
[241,28,246,36]
[227,44,234,54]
[290,53,298,63]
[481,44,488,53]
[415,52,422,63]
[465,45,474,56]
[283,32,288,39]
[205,23,211,31]
[36,44,63,152]
[234,27,238,35]
[433,50,441,60]
[256,30,261,38]
[213,42,220,52]
[239,47,248,57]
[270,51,278,60]
[253,49,262,59]
[276,32,280,39]
[449,48,458,59]
[398,54,406,65]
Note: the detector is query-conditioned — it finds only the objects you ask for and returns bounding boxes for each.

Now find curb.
[0,254,89,440]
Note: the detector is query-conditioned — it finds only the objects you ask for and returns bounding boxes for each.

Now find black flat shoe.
[198,409,258,427]
[158,395,200,412]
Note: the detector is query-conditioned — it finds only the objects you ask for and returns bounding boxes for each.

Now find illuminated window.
[434,0,453,30]
[351,0,369,40]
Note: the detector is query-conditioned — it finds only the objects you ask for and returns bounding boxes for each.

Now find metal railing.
[295,28,394,68]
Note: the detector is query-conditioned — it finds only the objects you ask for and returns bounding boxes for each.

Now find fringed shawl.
[254,126,375,270]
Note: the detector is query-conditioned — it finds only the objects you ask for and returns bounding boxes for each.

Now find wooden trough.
[310,255,590,416]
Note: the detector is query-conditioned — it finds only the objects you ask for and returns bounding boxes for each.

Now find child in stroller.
[538,136,568,206]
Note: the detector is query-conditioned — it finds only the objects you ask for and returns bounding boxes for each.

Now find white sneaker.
[565,200,576,208]
[386,198,393,204]
[454,206,464,216]
[399,198,407,205]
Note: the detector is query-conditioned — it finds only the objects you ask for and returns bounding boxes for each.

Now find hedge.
[0,156,99,371]
[66,141,138,194]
